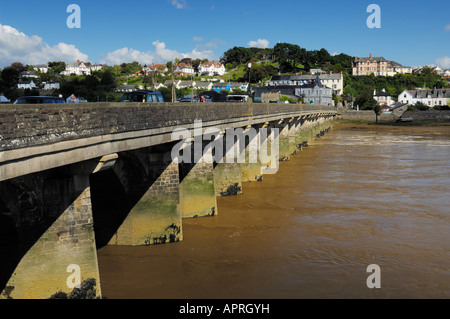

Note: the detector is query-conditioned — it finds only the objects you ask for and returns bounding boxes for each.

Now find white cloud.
[247,39,270,49]
[445,24,450,32]
[0,24,88,67]
[435,56,450,69]
[169,0,187,9]
[193,36,204,42]
[103,41,216,65]
[331,52,339,56]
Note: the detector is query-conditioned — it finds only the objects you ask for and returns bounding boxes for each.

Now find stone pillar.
[240,126,264,183]
[179,140,218,218]
[108,146,182,246]
[0,166,103,299]
[276,120,291,162]
[213,132,243,197]
[287,117,302,156]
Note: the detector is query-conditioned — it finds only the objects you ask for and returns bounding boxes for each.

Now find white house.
[194,82,213,91]
[61,61,91,76]
[398,89,449,107]
[91,63,107,72]
[198,62,226,76]
[164,80,181,88]
[43,82,60,90]
[19,71,39,79]
[294,75,334,106]
[33,64,50,73]
[374,89,394,106]
[174,63,195,76]
[266,73,344,96]
[177,81,196,89]
[18,80,37,90]
[230,83,249,92]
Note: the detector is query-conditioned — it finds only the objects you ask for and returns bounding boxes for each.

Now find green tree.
[374,104,381,123]
[48,62,66,74]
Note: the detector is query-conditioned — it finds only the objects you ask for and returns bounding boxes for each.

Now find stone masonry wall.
[0,103,335,151]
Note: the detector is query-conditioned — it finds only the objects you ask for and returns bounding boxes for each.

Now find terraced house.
[266,73,344,96]
[398,89,450,107]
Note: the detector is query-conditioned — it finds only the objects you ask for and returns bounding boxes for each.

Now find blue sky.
[0,0,449,68]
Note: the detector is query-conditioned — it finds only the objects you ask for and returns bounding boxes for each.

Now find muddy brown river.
[97,123,450,299]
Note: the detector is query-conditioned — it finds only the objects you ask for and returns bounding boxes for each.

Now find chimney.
[370,52,373,58]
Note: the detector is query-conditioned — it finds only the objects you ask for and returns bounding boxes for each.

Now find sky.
[0,0,449,69]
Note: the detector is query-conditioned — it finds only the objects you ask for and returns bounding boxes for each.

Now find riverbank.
[336,119,450,133]
[337,108,450,124]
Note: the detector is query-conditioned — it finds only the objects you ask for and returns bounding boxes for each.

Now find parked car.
[119,90,164,103]
[226,95,249,103]
[14,96,66,104]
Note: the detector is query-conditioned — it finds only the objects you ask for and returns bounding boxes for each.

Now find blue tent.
[0,95,10,103]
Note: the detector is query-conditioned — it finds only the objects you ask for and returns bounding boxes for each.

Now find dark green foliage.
[49,278,99,299]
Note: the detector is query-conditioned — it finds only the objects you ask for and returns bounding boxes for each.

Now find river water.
[97,123,450,299]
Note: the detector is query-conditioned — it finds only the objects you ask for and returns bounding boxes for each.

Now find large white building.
[398,89,450,107]
[61,61,91,76]
[352,53,412,76]
[174,63,195,77]
[198,62,226,76]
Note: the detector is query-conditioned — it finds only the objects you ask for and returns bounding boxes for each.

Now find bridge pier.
[213,133,243,197]
[240,126,265,183]
[276,120,292,162]
[179,140,218,218]
[0,159,108,299]
[107,145,182,246]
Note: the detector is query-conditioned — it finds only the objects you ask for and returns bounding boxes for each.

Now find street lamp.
[248,62,252,95]
[143,64,147,90]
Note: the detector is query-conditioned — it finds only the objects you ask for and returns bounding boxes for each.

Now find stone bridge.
[0,102,336,299]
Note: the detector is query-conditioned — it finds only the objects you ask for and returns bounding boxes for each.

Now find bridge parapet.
[0,103,335,151]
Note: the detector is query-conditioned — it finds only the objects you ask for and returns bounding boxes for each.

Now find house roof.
[212,82,230,87]
[178,81,195,86]
[405,89,449,98]
[356,56,388,62]
[164,80,180,85]
[20,71,37,76]
[196,82,213,87]
[230,83,249,88]
[270,74,342,82]
[200,61,224,68]
[176,63,193,69]
[374,91,391,97]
